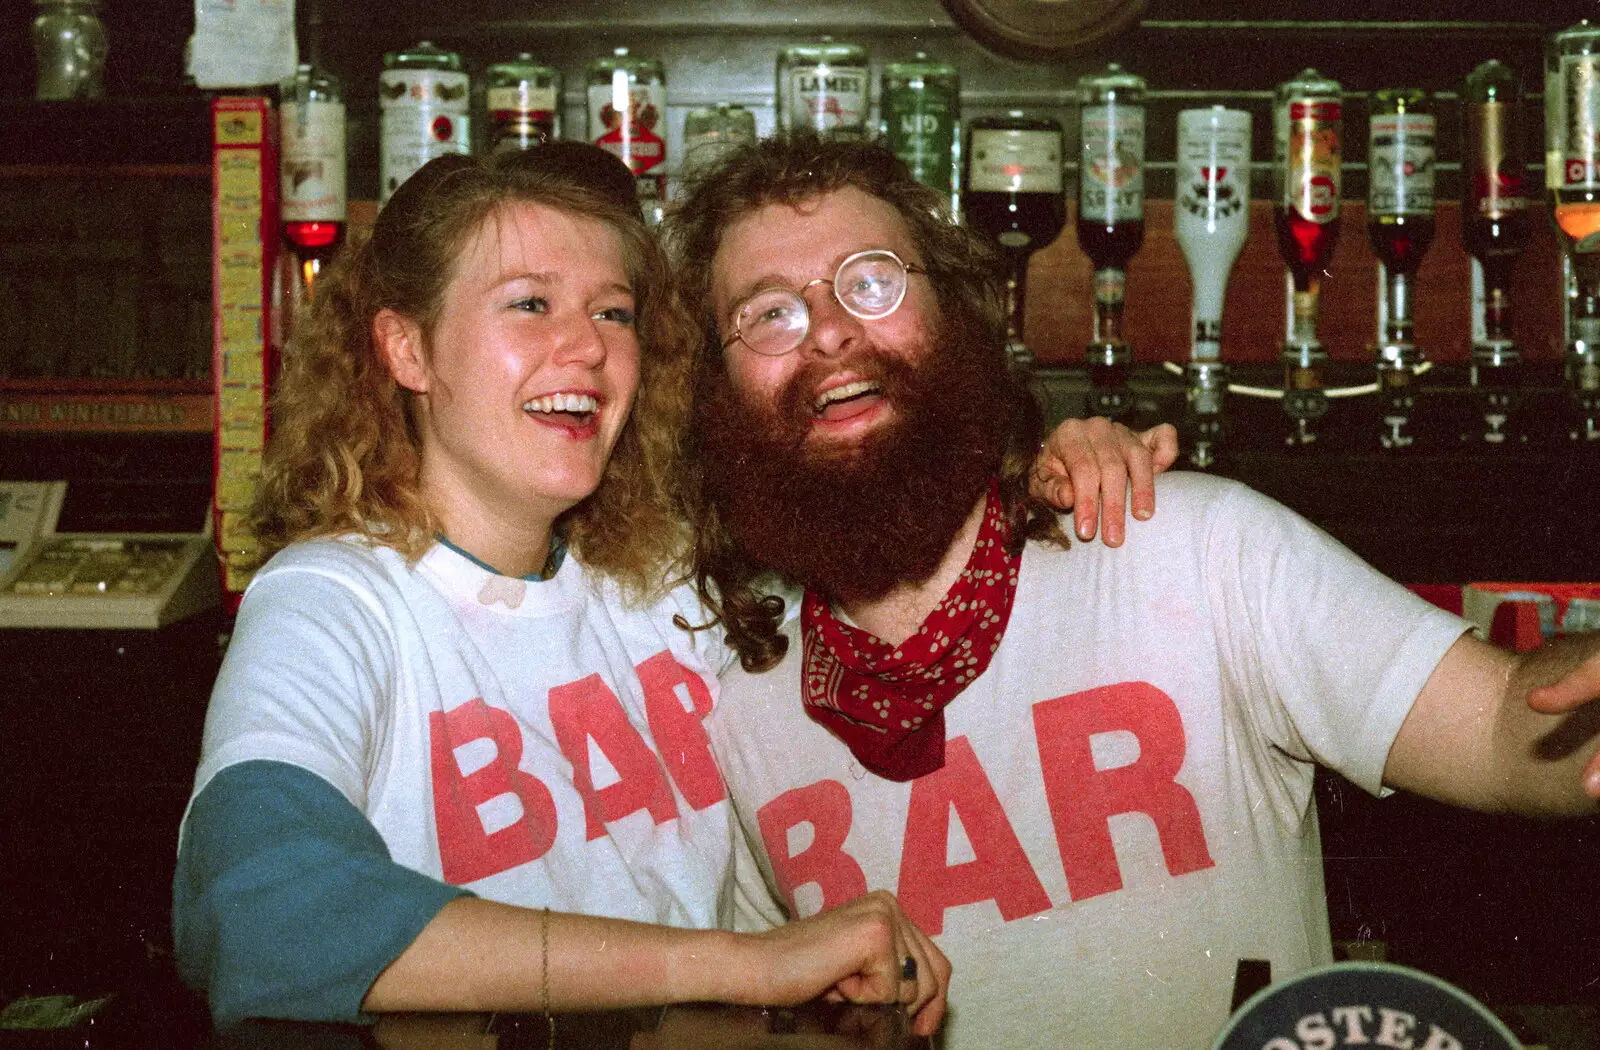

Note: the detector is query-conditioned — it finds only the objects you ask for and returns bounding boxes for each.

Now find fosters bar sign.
[1214,963,1521,1050]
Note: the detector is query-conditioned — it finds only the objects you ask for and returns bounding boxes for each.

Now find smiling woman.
[250,144,690,595]
[372,201,643,576]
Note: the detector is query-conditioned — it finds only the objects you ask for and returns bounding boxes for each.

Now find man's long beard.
[698,314,1017,604]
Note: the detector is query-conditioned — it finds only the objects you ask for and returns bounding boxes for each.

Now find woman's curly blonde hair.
[251,145,697,598]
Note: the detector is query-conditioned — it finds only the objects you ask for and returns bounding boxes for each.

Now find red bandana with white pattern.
[800,479,1020,782]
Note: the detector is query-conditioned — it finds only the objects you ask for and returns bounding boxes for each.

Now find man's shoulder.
[1027,471,1269,556]
[717,620,805,707]
[1150,469,1259,509]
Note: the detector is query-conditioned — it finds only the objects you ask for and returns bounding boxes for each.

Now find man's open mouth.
[812,380,882,419]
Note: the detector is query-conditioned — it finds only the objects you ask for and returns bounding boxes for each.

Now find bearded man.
[664,134,1600,1049]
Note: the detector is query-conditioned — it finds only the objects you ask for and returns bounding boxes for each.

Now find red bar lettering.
[548,673,679,840]
[429,698,558,884]
[897,736,1052,935]
[757,780,868,915]
[1033,682,1214,900]
[637,650,727,810]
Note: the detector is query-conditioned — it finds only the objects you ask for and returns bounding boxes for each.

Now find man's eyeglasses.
[721,249,928,357]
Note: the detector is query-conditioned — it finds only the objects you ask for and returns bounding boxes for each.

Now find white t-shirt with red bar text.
[194,537,767,929]
[708,472,1471,1049]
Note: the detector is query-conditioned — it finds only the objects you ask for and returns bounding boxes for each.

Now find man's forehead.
[711,188,916,306]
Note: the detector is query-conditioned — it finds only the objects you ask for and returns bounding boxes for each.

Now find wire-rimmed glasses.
[721,249,927,357]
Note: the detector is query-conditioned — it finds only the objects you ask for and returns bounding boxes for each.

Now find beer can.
[486,54,561,153]
[379,40,469,206]
[882,53,959,206]
[776,38,870,140]
[682,102,756,181]
[586,47,668,211]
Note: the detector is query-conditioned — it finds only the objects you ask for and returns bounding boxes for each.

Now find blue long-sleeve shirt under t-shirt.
[172,759,472,1029]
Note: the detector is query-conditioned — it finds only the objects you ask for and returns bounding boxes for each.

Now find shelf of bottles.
[247,20,1600,461]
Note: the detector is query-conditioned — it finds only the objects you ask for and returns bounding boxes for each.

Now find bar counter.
[0,974,931,1050]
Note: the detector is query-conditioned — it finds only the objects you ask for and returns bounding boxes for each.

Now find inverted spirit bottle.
[1549,21,1600,443]
[962,113,1065,371]
[1077,64,1147,421]
[1174,106,1251,468]
[1462,59,1532,445]
[1367,88,1436,451]
[1274,69,1343,447]
[279,62,346,302]
[777,38,870,141]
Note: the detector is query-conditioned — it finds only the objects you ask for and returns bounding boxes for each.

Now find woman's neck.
[427,485,559,579]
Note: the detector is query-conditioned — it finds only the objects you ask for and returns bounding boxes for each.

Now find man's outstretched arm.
[1384,632,1600,815]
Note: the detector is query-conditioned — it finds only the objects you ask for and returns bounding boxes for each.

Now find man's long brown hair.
[251,145,698,598]
[662,134,1067,672]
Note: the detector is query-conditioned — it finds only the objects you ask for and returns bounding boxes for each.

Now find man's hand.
[1527,645,1600,798]
[744,890,949,1038]
[1029,419,1179,546]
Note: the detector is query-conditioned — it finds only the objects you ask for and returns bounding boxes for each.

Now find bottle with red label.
[586,47,667,224]
[486,54,561,153]
[1272,69,1343,447]
[1462,59,1531,446]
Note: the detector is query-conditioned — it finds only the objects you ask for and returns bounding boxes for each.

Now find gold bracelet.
[542,906,555,1050]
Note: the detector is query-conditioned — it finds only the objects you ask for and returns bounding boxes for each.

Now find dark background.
[1,0,1598,1036]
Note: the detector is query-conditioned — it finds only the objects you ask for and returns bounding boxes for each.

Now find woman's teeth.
[523,393,599,415]
[813,380,880,413]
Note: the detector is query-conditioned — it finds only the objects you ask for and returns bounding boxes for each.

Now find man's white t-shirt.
[707,473,1471,1048]
[193,537,750,929]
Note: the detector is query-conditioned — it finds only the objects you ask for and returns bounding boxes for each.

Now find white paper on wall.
[191,0,297,90]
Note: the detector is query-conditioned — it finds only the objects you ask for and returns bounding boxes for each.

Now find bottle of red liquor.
[279,62,346,301]
[1077,64,1146,421]
[962,113,1065,371]
[1462,59,1532,445]
[1367,87,1436,451]
[1273,69,1343,447]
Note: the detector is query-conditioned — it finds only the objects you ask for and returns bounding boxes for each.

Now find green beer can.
[882,53,959,211]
